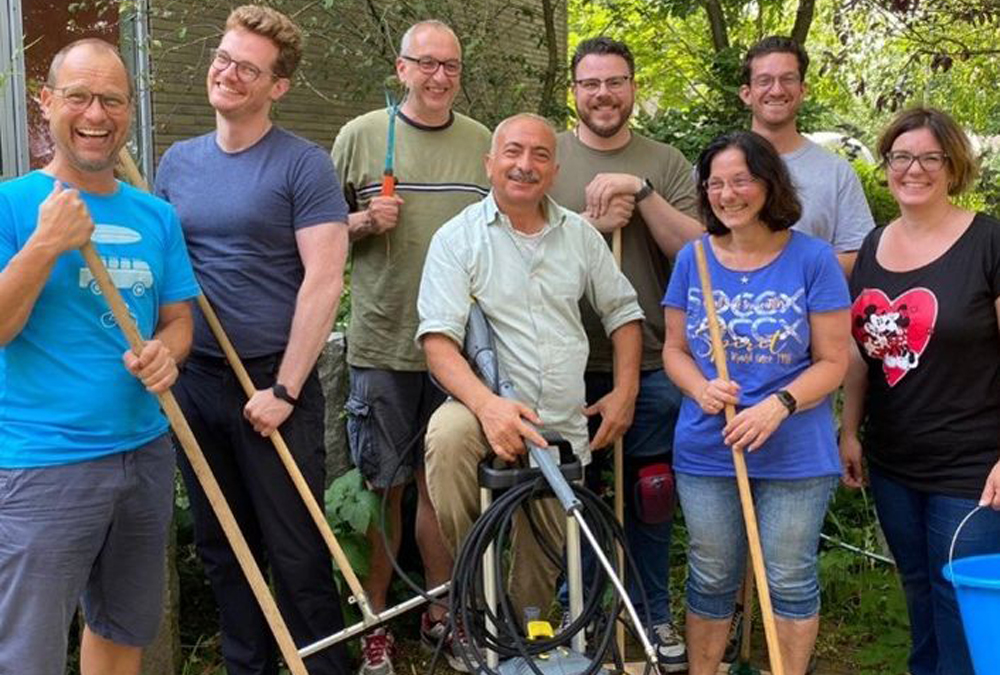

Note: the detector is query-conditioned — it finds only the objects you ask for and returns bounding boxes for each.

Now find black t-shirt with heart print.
[850,213,1000,499]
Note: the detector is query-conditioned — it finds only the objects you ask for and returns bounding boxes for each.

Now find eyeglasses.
[750,74,802,90]
[401,55,462,76]
[47,85,130,113]
[211,49,276,83]
[884,151,949,173]
[704,175,759,194]
[573,75,632,94]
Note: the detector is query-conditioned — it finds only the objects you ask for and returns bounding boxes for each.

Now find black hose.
[448,471,654,675]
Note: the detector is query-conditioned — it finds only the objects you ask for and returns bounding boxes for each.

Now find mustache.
[506,168,540,183]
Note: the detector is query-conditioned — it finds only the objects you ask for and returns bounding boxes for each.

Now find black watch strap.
[634,178,655,203]
[272,383,299,406]
[775,389,797,415]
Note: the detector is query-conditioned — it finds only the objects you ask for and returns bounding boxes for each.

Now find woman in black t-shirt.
[840,107,1000,675]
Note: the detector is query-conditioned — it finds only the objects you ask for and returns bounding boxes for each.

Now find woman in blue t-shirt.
[841,107,1000,675]
[662,131,851,675]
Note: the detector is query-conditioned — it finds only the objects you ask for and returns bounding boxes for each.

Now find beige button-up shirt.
[416,192,643,463]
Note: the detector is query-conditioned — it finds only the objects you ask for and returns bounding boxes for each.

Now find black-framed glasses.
[47,85,131,113]
[401,55,462,76]
[211,49,276,83]
[884,151,949,173]
[573,75,632,94]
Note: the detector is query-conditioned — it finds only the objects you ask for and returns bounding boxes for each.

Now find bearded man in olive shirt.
[548,36,701,672]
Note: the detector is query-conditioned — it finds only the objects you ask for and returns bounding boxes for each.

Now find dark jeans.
[559,369,681,626]
[870,467,1000,675]
[175,353,348,675]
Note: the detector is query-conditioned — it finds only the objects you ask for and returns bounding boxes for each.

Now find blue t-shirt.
[662,231,849,478]
[0,171,200,468]
[154,126,349,358]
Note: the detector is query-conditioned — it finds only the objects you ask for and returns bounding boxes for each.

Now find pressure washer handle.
[528,443,581,512]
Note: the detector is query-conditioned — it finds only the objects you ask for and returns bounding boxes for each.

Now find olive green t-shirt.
[332,110,491,370]
[549,131,699,371]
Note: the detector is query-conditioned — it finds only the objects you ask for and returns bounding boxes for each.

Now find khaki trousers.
[425,400,566,618]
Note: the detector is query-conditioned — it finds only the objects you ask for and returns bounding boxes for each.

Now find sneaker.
[359,629,396,675]
[722,603,744,664]
[652,622,687,673]
[420,611,471,673]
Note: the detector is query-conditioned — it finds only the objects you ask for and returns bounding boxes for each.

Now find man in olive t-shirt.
[330,19,491,675]
[548,36,701,672]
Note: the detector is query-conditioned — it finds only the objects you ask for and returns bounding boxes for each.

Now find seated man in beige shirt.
[416,113,643,622]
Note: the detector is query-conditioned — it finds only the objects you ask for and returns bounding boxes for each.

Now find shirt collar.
[482,191,567,230]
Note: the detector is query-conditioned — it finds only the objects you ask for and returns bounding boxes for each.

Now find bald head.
[486,113,559,212]
[490,113,557,156]
[47,38,132,98]
[400,20,461,59]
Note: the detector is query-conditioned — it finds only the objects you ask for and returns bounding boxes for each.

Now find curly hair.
[226,5,303,79]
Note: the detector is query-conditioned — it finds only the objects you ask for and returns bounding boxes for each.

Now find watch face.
[777,390,796,412]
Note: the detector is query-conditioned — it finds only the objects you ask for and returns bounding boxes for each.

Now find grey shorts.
[0,435,175,675]
[345,367,446,489]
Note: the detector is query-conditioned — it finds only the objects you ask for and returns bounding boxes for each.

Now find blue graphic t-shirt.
[662,232,849,478]
[0,171,200,468]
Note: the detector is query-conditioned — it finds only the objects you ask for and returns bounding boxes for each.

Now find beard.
[577,98,633,138]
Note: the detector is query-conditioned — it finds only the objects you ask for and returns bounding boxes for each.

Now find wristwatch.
[272,383,299,406]
[634,178,655,203]
[774,389,797,415]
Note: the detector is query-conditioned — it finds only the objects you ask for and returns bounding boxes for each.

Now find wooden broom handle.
[693,239,785,675]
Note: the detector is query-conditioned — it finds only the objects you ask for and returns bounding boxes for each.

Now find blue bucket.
[942,507,1000,675]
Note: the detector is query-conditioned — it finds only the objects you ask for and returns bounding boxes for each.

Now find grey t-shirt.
[783,139,874,253]
[155,126,348,358]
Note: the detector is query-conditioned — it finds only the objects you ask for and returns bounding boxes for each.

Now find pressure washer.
[443,303,663,675]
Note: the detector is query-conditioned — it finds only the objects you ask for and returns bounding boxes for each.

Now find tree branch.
[701,0,729,53]
[791,0,815,45]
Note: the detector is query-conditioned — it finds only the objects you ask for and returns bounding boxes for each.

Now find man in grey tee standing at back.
[741,36,874,275]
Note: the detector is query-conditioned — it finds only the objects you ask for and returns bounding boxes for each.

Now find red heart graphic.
[851,287,938,387]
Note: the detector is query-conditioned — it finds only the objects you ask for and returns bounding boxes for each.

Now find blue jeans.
[559,369,682,626]
[869,467,1000,675]
[676,472,837,620]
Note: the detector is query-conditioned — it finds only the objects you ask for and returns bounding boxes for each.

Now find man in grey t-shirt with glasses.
[740,35,874,276]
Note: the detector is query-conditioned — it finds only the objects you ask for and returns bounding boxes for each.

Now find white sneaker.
[652,622,687,673]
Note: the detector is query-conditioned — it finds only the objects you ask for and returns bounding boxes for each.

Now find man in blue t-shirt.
[0,39,199,675]
[153,6,350,675]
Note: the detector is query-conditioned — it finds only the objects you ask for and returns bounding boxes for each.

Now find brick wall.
[149,0,567,166]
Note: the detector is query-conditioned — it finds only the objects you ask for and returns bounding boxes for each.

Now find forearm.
[781,357,848,412]
[152,304,194,365]
[275,272,343,396]
[423,333,497,415]
[0,241,61,345]
[639,195,703,258]
[347,209,376,242]
[840,349,868,437]
[662,344,709,400]
[609,320,641,397]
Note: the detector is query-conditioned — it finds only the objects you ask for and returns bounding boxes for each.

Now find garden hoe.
[114,149,450,664]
